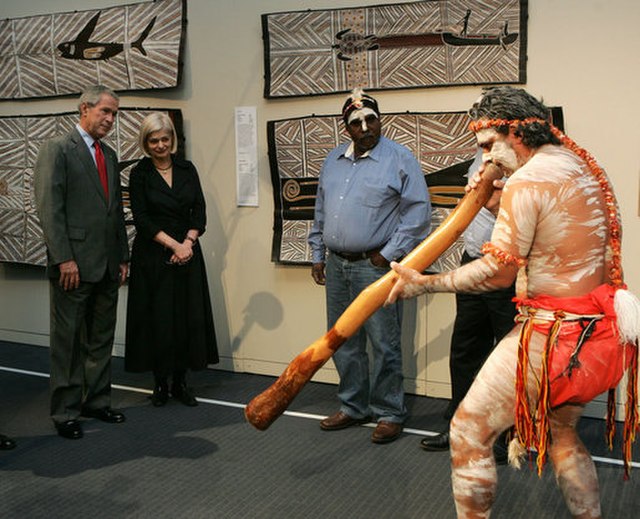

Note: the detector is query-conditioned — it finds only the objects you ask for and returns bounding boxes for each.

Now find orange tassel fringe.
[514,314,535,450]
[606,388,617,452]
[622,343,639,480]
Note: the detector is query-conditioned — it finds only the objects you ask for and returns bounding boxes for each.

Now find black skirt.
[124,240,219,374]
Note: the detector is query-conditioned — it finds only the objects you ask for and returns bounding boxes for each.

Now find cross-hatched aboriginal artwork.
[262,0,527,98]
[0,108,184,266]
[0,0,185,100]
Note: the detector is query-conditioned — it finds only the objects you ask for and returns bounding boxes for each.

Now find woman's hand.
[170,241,193,265]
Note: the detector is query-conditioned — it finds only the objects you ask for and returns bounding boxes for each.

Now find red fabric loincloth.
[516,284,633,407]
[514,284,639,477]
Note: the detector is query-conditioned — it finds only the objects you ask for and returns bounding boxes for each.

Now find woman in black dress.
[125,112,218,406]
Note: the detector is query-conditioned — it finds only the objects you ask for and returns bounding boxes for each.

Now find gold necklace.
[155,163,172,172]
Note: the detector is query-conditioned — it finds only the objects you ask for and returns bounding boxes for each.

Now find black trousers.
[445,251,517,419]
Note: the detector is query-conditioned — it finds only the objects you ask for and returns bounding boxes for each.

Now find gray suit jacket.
[34,127,129,282]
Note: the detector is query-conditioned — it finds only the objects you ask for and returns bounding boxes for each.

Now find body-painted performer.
[387,86,639,518]
[308,88,431,443]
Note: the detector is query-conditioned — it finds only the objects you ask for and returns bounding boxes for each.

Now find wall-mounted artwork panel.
[263,0,527,98]
[0,109,184,266]
[0,0,185,100]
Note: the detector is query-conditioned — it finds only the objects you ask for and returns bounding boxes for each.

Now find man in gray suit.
[35,85,130,439]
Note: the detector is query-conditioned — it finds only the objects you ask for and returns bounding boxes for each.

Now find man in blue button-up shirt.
[308,89,431,444]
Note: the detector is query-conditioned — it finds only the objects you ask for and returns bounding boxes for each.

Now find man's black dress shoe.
[420,432,450,451]
[171,383,198,407]
[420,431,509,465]
[55,420,83,439]
[0,434,16,450]
[81,407,126,423]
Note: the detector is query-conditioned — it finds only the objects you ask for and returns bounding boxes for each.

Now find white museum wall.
[1,0,639,417]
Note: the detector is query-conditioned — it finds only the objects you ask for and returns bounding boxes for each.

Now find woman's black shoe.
[151,382,169,407]
[171,382,198,406]
[0,434,16,450]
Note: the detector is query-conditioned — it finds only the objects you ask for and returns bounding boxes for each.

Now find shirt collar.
[342,137,382,161]
[76,123,96,149]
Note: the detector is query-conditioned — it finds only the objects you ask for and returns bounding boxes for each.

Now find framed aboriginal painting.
[0,109,184,266]
[0,0,186,100]
[262,0,528,98]
[268,107,564,272]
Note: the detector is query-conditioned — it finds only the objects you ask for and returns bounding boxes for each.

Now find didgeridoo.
[245,162,503,430]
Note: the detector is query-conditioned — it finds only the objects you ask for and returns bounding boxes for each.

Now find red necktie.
[94,140,109,201]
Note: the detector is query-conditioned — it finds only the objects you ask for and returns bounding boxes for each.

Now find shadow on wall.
[231,291,284,352]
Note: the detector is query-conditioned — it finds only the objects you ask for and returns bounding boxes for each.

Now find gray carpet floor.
[1,341,639,518]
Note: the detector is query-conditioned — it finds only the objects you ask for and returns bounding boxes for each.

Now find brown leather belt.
[331,248,380,261]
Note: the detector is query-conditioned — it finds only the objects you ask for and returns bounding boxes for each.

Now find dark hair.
[469,86,560,148]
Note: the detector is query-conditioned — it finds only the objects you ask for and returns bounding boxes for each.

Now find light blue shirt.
[308,136,431,263]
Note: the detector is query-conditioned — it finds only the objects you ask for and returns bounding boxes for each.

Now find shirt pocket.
[359,178,397,208]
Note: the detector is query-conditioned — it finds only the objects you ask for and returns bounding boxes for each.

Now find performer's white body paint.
[391,130,609,518]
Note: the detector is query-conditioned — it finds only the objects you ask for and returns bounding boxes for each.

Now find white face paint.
[489,140,520,174]
[347,107,378,132]
[476,128,520,175]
